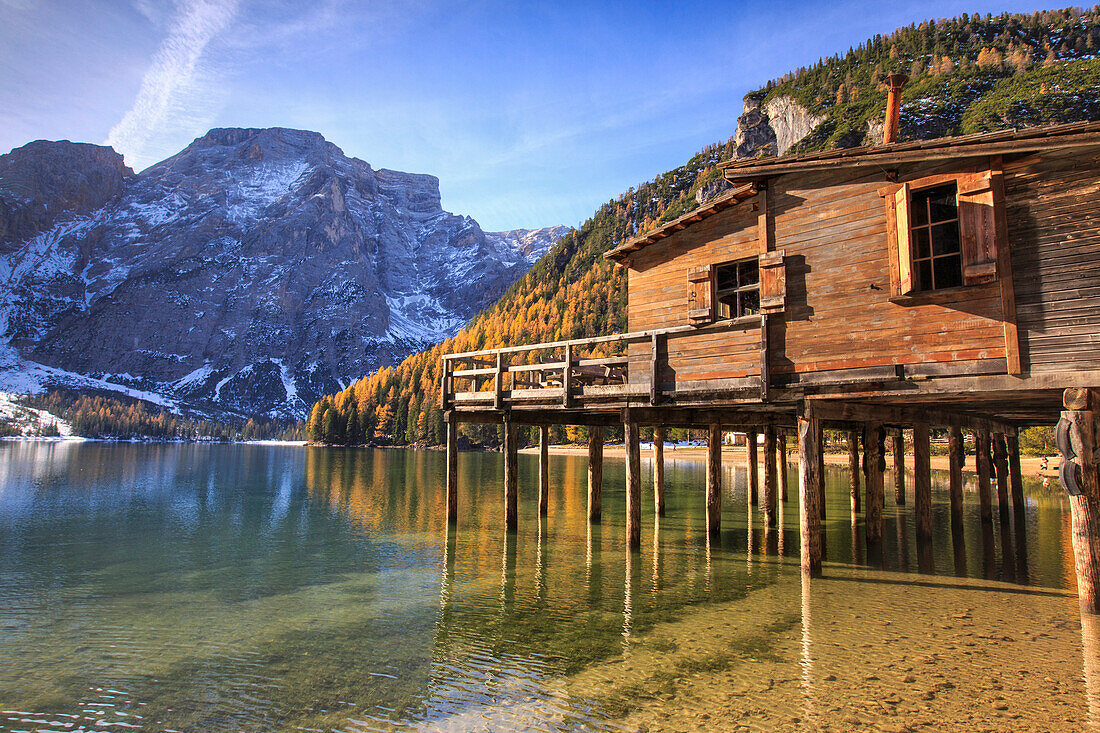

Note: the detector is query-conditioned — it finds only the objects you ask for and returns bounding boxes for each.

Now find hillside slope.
[311,7,1100,445]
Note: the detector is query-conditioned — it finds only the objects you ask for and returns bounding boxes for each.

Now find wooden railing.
[440,318,766,411]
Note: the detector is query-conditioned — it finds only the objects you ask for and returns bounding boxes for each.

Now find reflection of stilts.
[952,525,968,577]
[896,505,910,573]
[1082,612,1100,732]
[652,513,661,600]
[535,516,547,606]
[981,521,996,580]
[800,570,818,729]
[501,528,517,614]
[622,548,633,655]
[777,493,786,556]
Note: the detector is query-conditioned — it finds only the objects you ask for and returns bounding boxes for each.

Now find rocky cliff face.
[0,128,566,419]
[734,96,824,159]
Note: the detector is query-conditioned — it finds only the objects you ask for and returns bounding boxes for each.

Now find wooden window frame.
[885,168,1001,299]
[714,257,761,320]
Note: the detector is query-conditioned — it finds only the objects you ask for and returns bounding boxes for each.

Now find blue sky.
[0,0,1049,231]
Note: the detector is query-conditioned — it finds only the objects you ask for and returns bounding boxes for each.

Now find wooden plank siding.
[1004,148,1100,373]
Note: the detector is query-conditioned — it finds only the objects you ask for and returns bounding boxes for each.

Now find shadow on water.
[0,441,1093,731]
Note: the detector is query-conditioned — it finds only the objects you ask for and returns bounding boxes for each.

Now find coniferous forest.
[308,8,1100,448]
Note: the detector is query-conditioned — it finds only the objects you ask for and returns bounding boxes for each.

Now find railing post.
[562,343,574,408]
[494,352,505,411]
[441,357,453,409]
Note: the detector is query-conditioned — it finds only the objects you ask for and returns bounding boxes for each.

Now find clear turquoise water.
[0,441,1092,732]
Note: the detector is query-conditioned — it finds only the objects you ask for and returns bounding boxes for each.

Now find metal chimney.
[882,73,908,145]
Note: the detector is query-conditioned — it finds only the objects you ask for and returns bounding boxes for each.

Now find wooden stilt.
[914,423,932,541]
[504,417,518,532]
[764,426,777,528]
[747,429,759,507]
[653,426,666,516]
[993,433,1012,522]
[817,433,826,520]
[538,425,549,516]
[948,426,964,535]
[445,413,459,524]
[625,417,641,549]
[893,428,906,505]
[1059,389,1100,614]
[707,423,722,535]
[848,430,861,515]
[587,426,603,523]
[864,423,884,544]
[977,429,994,524]
[778,433,789,503]
[1006,432,1026,518]
[798,414,823,577]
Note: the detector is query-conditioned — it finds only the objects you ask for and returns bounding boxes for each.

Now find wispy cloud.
[106,0,239,170]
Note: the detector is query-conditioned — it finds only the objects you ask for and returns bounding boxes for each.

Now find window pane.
[739,289,759,317]
[918,260,933,291]
[933,255,963,289]
[913,227,931,260]
[911,194,929,227]
[931,222,960,256]
[738,260,759,286]
[927,185,958,223]
[715,264,736,291]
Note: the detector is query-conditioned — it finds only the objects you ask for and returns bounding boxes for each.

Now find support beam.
[948,426,965,535]
[588,426,603,523]
[747,429,759,507]
[653,426,666,516]
[805,399,1016,436]
[993,433,1012,522]
[764,426,778,528]
[778,433,789,503]
[446,414,459,524]
[1006,432,1025,518]
[1058,388,1100,614]
[864,423,885,544]
[504,417,518,532]
[538,425,549,516]
[977,430,994,524]
[707,423,722,535]
[848,430,861,515]
[798,413,823,577]
[914,423,932,541]
[893,428,906,505]
[625,417,642,549]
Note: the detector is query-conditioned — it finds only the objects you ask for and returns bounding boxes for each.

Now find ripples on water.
[0,441,1093,732]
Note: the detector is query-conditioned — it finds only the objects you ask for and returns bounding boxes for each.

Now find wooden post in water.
[445,412,459,524]
[992,433,1011,522]
[588,426,603,523]
[798,413,823,577]
[976,429,994,524]
[764,426,778,528]
[1006,432,1026,519]
[778,433,789,503]
[914,423,932,541]
[625,415,642,549]
[653,426,666,516]
[746,429,759,507]
[538,425,549,516]
[864,423,884,544]
[1058,388,1100,614]
[504,416,518,532]
[707,423,722,535]
[848,430,861,515]
[948,426,965,535]
[817,433,826,520]
[893,428,906,505]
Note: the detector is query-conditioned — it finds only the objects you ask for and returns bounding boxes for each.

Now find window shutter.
[687,264,713,323]
[759,250,786,313]
[958,171,998,285]
[893,183,915,295]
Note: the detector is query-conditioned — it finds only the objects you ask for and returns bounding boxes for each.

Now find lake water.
[0,441,1096,732]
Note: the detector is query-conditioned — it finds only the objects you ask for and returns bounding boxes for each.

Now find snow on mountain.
[0,128,569,420]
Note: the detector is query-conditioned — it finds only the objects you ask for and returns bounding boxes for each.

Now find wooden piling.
[778,433,789,502]
[747,429,759,507]
[445,413,459,524]
[587,425,603,523]
[893,428,906,505]
[707,423,722,535]
[1006,432,1025,518]
[993,433,1011,522]
[653,426,666,516]
[798,414,823,577]
[977,430,994,524]
[864,423,884,544]
[504,417,518,532]
[538,425,549,516]
[764,426,777,528]
[948,426,964,535]
[625,417,642,549]
[848,430,861,515]
[1060,389,1100,614]
[914,423,932,541]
